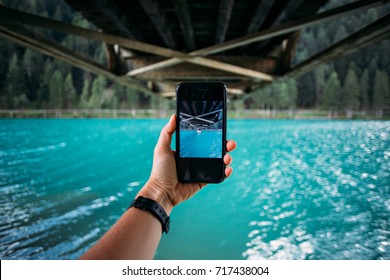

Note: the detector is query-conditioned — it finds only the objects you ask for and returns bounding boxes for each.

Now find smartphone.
[175,82,227,183]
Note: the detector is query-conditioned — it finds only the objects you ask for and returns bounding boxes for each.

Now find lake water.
[0,119,389,260]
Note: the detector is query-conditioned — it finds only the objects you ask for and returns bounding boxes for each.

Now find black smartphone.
[175,82,227,183]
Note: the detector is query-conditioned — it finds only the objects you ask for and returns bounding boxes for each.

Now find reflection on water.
[0,119,157,259]
[0,119,389,259]
[236,121,389,260]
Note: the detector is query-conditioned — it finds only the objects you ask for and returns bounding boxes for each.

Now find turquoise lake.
[0,119,389,260]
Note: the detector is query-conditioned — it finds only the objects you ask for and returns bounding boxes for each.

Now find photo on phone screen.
[176,82,226,183]
[179,100,223,158]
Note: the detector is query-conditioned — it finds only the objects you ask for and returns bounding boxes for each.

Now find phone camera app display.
[179,100,223,158]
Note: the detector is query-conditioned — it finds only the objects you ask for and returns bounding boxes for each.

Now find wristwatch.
[129,196,170,234]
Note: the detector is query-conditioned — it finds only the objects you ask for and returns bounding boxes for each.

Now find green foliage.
[13,93,29,109]
[287,79,298,109]
[273,82,289,109]
[343,64,360,111]
[373,70,390,111]
[64,73,77,109]
[323,71,341,110]
[0,0,389,115]
[126,87,140,110]
[4,53,27,109]
[292,0,390,113]
[360,69,370,111]
[36,59,53,108]
[88,76,107,108]
[313,65,327,106]
[79,79,91,109]
[49,70,64,109]
[246,79,298,110]
[23,49,44,102]
[100,90,118,110]
[249,85,273,110]
[333,25,348,43]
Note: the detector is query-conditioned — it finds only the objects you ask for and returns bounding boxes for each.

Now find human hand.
[137,114,237,214]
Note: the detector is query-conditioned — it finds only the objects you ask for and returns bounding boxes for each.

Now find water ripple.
[1,119,389,259]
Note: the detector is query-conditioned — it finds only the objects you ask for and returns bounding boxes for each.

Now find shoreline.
[0,109,388,120]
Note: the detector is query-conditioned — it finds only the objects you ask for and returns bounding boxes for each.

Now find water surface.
[0,119,389,259]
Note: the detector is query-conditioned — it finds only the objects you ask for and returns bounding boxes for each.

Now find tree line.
[0,0,159,112]
[0,0,389,116]
[242,0,390,116]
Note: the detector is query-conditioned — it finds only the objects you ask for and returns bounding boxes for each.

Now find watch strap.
[129,196,170,234]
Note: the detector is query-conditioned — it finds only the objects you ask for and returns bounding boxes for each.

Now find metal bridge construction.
[0,0,389,98]
[180,100,223,130]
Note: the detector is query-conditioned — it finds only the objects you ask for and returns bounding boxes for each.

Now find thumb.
[155,114,176,154]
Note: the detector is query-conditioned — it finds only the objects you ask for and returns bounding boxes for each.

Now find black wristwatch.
[129,196,170,234]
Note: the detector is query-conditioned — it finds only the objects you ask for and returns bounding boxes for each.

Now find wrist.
[137,181,174,215]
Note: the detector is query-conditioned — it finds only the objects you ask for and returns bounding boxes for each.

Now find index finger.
[226,140,237,152]
[155,114,176,154]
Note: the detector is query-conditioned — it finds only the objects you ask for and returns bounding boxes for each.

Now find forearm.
[80,182,172,260]
[80,207,162,259]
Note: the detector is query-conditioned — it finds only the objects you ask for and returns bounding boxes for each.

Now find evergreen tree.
[13,93,29,109]
[36,59,53,108]
[373,70,390,118]
[1,0,390,117]
[323,71,342,113]
[112,83,126,109]
[378,39,390,71]
[23,48,44,102]
[348,61,361,78]
[296,73,316,108]
[274,82,290,110]
[252,86,273,110]
[314,65,327,107]
[287,79,298,110]
[64,73,77,109]
[64,14,90,55]
[316,27,330,52]
[262,86,272,110]
[126,87,139,111]
[48,70,64,109]
[0,40,10,107]
[365,8,379,25]
[150,93,160,110]
[360,69,370,112]
[333,25,348,43]
[80,79,91,109]
[251,88,264,109]
[89,76,106,108]
[269,83,278,110]
[343,64,361,116]
[100,86,118,110]
[5,53,26,109]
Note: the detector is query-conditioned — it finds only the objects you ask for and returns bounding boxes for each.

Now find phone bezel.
[175,82,227,183]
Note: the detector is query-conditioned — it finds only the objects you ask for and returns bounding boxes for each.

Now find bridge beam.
[0,4,273,81]
[126,0,385,76]
[137,0,177,49]
[215,0,235,44]
[172,0,196,50]
[0,20,153,95]
[286,14,390,79]
[246,0,276,34]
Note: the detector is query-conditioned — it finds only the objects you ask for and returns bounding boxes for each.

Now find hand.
[137,114,237,214]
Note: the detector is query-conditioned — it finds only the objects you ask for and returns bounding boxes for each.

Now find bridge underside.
[0,0,389,98]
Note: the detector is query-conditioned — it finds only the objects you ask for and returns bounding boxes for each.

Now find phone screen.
[176,82,226,183]
[179,100,223,158]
